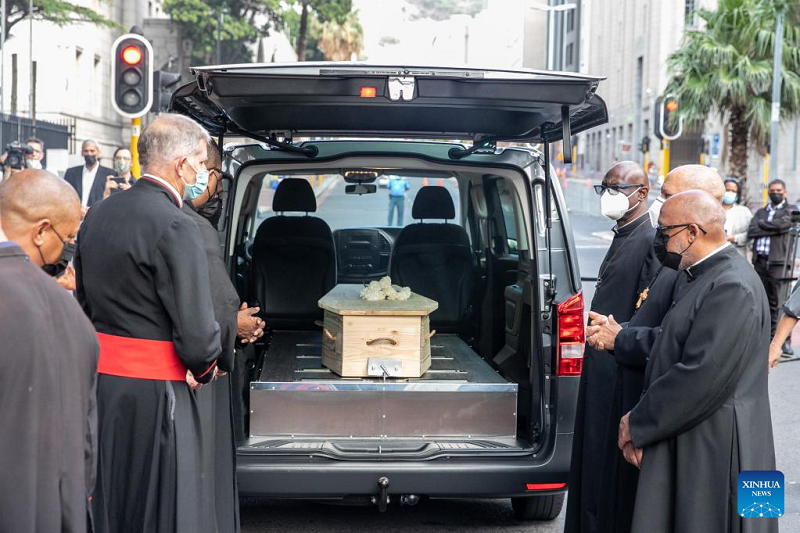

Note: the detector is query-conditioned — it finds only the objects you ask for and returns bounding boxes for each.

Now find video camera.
[3,141,34,170]
[791,210,800,224]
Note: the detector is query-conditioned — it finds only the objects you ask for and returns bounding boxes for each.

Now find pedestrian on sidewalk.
[722,177,752,258]
[387,175,410,226]
[748,179,798,355]
[76,114,222,533]
[565,161,658,533]
[0,170,99,533]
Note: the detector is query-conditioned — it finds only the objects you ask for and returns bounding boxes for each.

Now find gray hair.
[82,139,99,150]
[138,113,210,171]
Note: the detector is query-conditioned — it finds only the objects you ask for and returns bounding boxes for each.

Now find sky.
[353,0,527,69]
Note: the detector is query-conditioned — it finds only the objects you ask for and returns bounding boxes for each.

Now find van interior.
[225,153,564,460]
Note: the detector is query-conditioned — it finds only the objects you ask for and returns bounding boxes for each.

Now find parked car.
[171,63,607,521]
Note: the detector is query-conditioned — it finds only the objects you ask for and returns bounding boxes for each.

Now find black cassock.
[629,246,777,533]
[76,176,222,533]
[596,266,683,533]
[0,242,99,533]
[565,213,659,533]
[183,203,241,533]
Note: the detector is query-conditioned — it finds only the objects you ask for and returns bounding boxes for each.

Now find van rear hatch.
[170,63,606,144]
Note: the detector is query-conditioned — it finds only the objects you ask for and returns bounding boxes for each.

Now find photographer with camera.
[748,178,798,355]
[102,147,136,200]
[24,138,46,170]
[0,141,35,181]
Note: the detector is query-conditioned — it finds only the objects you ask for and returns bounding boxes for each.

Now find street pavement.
[241,203,800,531]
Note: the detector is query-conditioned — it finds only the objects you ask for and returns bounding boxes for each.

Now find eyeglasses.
[593,184,641,196]
[655,223,707,236]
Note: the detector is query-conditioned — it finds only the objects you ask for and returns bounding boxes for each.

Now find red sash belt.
[97,332,187,381]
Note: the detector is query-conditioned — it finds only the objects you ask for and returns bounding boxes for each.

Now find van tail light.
[556,291,585,376]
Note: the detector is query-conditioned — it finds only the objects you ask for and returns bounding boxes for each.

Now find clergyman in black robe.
[182,141,264,533]
[76,115,222,533]
[0,171,99,533]
[620,191,777,533]
[565,162,659,533]
[586,164,727,533]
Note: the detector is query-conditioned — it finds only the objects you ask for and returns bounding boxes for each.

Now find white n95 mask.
[648,196,665,227]
[601,188,641,221]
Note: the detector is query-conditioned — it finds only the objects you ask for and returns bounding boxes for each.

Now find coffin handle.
[323,329,337,342]
[426,329,437,340]
[366,337,398,346]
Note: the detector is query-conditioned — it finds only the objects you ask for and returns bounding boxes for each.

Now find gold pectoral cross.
[635,287,649,310]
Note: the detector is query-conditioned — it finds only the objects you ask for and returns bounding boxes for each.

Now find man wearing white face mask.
[75,113,222,533]
[566,161,659,533]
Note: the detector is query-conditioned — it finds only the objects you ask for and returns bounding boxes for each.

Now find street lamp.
[529,2,577,71]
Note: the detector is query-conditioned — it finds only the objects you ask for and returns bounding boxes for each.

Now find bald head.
[604,161,648,187]
[0,170,81,266]
[662,164,725,203]
[659,190,728,269]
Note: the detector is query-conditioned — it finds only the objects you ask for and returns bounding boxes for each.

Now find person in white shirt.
[64,139,115,210]
[722,177,753,258]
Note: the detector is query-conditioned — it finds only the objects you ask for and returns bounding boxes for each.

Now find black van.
[171,63,607,521]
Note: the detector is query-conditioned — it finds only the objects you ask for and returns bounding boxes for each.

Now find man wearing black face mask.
[0,170,99,533]
[64,139,115,210]
[585,164,725,533]
[620,190,775,533]
[183,139,265,533]
[748,179,797,355]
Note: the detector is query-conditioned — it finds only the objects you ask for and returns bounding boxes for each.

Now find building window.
[685,0,696,26]
[566,43,574,66]
[567,10,575,32]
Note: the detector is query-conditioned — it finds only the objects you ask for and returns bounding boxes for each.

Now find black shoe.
[783,340,794,356]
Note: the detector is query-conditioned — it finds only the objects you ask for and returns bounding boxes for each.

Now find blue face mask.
[722,191,738,205]
[184,164,210,200]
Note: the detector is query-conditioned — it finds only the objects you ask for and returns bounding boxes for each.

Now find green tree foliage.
[406,0,486,20]
[163,0,284,65]
[666,0,800,189]
[286,0,353,61]
[2,0,118,43]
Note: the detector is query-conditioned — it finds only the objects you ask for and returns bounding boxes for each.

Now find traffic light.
[111,34,153,118]
[654,94,683,140]
[152,70,182,114]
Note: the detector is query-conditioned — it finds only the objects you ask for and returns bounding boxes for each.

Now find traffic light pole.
[769,10,784,183]
[662,139,670,178]
[131,117,141,177]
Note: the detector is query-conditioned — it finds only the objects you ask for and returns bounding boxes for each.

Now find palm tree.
[318,10,364,61]
[666,0,800,195]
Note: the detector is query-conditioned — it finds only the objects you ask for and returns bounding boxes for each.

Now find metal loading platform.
[250,331,519,439]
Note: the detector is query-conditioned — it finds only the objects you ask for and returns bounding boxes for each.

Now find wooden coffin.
[318,284,438,378]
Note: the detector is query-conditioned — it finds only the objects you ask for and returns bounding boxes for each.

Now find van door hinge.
[388,77,415,101]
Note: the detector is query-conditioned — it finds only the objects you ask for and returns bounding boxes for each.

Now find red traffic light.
[122,46,143,65]
[665,100,678,112]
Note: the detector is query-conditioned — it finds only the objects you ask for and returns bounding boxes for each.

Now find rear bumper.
[236,433,572,499]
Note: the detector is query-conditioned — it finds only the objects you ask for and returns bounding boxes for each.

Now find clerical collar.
[614,211,650,235]
[140,174,183,208]
[684,242,732,279]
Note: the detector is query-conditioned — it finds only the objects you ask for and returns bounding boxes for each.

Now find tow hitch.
[370,477,390,512]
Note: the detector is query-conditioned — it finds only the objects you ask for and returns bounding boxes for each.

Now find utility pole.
[28,0,34,132]
[216,7,228,64]
[1,0,6,150]
[769,9,785,182]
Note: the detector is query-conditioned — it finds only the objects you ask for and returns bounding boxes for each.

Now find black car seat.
[390,186,475,330]
[251,178,336,329]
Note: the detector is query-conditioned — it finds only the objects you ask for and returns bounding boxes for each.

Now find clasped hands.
[585,311,622,351]
[618,412,643,469]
